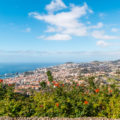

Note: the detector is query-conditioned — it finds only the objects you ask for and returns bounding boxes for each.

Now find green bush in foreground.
[0,77,120,118]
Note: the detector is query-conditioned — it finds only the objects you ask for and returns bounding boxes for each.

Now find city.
[3,60,120,93]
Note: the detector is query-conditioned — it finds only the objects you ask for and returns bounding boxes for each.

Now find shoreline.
[0,63,62,79]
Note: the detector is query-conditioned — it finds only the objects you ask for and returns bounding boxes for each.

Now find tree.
[40,81,47,89]
[47,71,53,82]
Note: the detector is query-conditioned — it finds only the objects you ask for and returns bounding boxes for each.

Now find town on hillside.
[2,60,120,93]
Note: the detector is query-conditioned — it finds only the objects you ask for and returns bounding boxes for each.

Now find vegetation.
[47,71,53,82]
[40,81,47,89]
[1,76,120,118]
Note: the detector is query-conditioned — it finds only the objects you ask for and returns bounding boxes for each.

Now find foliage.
[47,71,53,82]
[40,81,47,89]
[1,76,120,118]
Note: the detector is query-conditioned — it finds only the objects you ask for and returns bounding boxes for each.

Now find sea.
[0,63,62,79]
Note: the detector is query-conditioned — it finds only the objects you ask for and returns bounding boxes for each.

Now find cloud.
[0,50,50,56]
[92,30,118,40]
[63,23,87,36]
[99,13,105,18]
[96,40,109,47]
[29,3,90,28]
[89,22,103,29]
[40,33,72,40]
[1,50,120,62]
[29,2,93,40]
[24,27,31,32]
[87,21,91,24]
[111,28,119,32]
[45,26,56,32]
[45,0,67,13]
[29,1,118,42]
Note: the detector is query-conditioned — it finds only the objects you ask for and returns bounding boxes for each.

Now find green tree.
[40,81,47,89]
[47,71,53,82]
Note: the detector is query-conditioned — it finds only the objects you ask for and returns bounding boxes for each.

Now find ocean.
[0,63,61,79]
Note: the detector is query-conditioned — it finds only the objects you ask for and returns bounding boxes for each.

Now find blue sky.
[0,0,120,63]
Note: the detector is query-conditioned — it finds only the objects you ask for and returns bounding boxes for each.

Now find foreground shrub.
[0,77,120,118]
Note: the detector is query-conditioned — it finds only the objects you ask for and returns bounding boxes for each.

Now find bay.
[0,63,61,79]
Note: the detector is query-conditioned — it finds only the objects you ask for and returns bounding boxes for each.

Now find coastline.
[0,63,62,79]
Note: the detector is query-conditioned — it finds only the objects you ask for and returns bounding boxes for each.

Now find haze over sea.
[0,63,61,78]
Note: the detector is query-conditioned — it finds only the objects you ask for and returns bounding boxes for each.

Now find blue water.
[0,63,61,78]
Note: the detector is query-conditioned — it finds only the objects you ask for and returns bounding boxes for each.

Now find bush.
[0,77,120,118]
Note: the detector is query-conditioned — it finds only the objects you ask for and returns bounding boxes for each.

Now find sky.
[0,0,120,63]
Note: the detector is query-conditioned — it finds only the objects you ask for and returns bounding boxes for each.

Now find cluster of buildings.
[2,60,120,92]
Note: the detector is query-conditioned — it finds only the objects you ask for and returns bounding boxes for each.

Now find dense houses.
[2,60,120,92]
